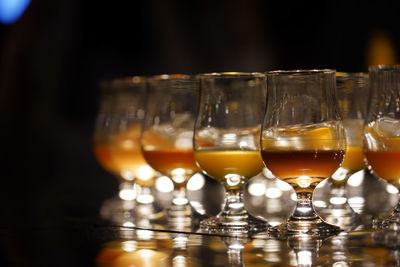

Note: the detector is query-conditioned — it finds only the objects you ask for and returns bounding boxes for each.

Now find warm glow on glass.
[297,251,312,265]
[136,194,154,204]
[265,187,283,199]
[296,176,312,188]
[347,170,364,187]
[386,184,399,194]
[248,182,266,196]
[155,176,174,193]
[225,174,241,186]
[329,196,347,205]
[276,179,293,191]
[121,240,137,252]
[187,173,205,191]
[137,165,156,181]
[119,188,137,200]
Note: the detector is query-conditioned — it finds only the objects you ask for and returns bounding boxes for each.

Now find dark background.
[1,0,399,266]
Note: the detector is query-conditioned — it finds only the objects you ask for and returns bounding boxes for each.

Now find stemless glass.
[105,77,163,223]
[194,72,268,234]
[261,70,346,237]
[141,74,200,227]
[319,72,369,230]
[364,65,400,229]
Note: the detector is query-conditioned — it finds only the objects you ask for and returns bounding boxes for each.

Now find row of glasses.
[94,65,400,239]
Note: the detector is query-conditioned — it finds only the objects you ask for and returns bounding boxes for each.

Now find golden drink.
[261,150,344,192]
[142,149,199,178]
[341,145,365,172]
[93,143,119,174]
[194,150,264,189]
[365,150,400,187]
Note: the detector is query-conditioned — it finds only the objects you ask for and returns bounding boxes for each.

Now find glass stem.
[220,188,247,217]
[388,198,400,220]
[172,184,189,207]
[290,191,319,221]
[328,181,350,209]
[227,248,243,267]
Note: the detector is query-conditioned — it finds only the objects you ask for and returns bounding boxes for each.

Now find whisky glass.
[364,65,400,229]
[94,80,119,177]
[194,72,268,234]
[261,70,346,237]
[319,72,369,230]
[141,74,200,226]
[96,77,163,223]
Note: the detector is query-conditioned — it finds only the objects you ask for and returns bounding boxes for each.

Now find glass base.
[270,218,342,239]
[373,227,400,249]
[373,215,400,230]
[200,213,268,235]
[100,195,166,226]
[319,205,361,232]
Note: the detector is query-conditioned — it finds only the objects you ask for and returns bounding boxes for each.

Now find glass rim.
[200,72,265,78]
[336,72,369,79]
[148,73,198,81]
[266,69,336,76]
[368,64,400,72]
[99,76,146,88]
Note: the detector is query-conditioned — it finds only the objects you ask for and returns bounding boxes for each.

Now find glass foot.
[373,217,400,230]
[100,195,166,226]
[270,218,342,239]
[100,196,136,223]
[200,213,268,235]
[319,205,361,232]
[373,209,400,230]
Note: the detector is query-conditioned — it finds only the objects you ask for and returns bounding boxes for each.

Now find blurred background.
[1,0,400,266]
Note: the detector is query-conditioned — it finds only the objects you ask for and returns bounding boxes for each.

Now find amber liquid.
[110,132,157,185]
[341,146,366,172]
[194,150,264,188]
[261,150,344,191]
[365,150,400,187]
[93,143,119,174]
[142,149,199,180]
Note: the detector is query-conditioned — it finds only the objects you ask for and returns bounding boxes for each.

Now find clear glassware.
[287,233,322,267]
[364,65,400,229]
[95,77,164,224]
[194,72,268,234]
[141,74,200,227]
[261,69,346,237]
[222,235,249,266]
[94,79,119,177]
[319,72,369,230]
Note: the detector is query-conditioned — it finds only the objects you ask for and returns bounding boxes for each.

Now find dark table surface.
[2,169,400,266]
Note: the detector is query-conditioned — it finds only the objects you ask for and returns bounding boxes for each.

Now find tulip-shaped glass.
[194,72,268,234]
[141,74,200,226]
[319,72,369,230]
[261,70,346,237]
[364,65,400,229]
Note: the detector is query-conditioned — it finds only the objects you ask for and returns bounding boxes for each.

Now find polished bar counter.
[2,169,400,266]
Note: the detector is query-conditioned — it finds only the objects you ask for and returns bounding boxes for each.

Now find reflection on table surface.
[93,222,394,266]
[86,168,400,266]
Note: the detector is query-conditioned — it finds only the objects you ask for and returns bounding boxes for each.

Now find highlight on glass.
[194,72,269,234]
[261,69,346,237]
